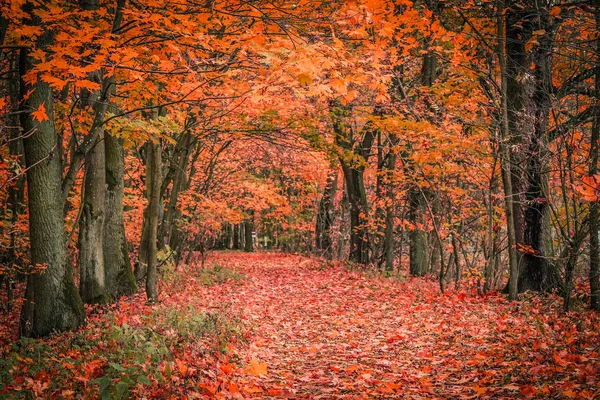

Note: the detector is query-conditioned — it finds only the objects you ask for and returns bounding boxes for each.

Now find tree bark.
[331,103,375,265]
[589,0,600,311]
[498,0,520,301]
[158,132,193,250]
[145,140,161,303]
[78,118,107,303]
[104,134,137,299]
[19,18,85,336]
[382,144,396,271]
[233,223,240,249]
[244,218,254,252]
[316,170,337,259]
[505,0,562,293]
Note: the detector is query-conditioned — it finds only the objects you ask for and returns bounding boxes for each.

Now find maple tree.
[0,0,599,397]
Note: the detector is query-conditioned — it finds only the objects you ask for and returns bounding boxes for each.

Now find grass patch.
[0,304,247,399]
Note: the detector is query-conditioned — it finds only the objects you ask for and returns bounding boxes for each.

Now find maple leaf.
[247,359,267,376]
[41,74,68,90]
[297,73,312,86]
[31,102,49,123]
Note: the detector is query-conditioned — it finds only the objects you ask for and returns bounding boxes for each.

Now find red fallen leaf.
[386,335,405,343]
[553,352,568,367]
[520,385,537,397]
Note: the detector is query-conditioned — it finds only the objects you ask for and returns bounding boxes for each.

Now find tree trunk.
[589,0,600,311]
[159,133,192,250]
[145,140,162,303]
[244,219,254,252]
[78,120,107,303]
[77,0,108,304]
[505,1,561,294]
[233,223,240,249]
[331,103,375,265]
[19,29,85,336]
[104,134,137,299]
[382,140,397,272]
[316,170,337,259]
[409,188,429,276]
[498,0,521,301]
[341,163,369,264]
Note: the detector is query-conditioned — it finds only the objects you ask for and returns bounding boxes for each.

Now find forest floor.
[1,252,599,399]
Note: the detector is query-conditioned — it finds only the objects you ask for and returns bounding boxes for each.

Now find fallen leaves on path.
[1,252,599,399]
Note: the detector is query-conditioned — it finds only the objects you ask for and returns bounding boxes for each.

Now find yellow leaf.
[297,72,312,86]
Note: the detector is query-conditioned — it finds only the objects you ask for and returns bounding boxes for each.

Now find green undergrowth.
[198,263,247,287]
[0,302,248,399]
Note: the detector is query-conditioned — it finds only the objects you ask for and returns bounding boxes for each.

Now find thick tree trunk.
[104,134,137,299]
[505,1,561,294]
[233,223,240,249]
[19,38,85,337]
[78,122,107,303]
[77,0,108,304]
[145,140,162,303]
[341,163,369,264]
[244,219,254,252]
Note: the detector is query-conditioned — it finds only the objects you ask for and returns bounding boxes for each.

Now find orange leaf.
[519,385,537,397]
[247,359,267,376]
[41,74,68,90]
[32,102,49,123]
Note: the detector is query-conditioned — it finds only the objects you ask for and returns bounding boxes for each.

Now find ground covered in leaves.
[1,252,599,399]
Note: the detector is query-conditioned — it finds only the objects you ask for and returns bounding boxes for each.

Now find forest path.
[210,251,598,399]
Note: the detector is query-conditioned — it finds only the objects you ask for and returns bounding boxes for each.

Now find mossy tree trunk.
[19,8,85,336]
[78,92,108,304]
[104,133,137,299]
